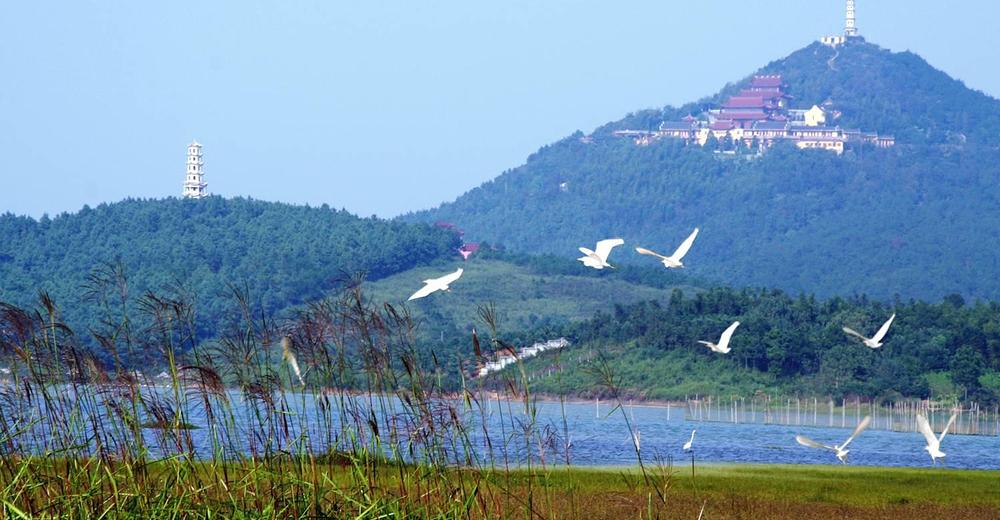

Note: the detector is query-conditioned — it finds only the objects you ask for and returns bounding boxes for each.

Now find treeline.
[526,288,1000,403]
[0,197,461,350]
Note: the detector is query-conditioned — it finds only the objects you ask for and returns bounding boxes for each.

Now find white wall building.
[182,140,208,199]
[821,0,860,48]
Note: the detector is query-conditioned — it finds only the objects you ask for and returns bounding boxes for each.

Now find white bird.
[683,429,696,451]
[843,313,895,349]
[917,412,957,465]
[407,268,464,301]
[635,228,699,269]
[281,336,305,387]
[578,238,625,269]
[698,321,740,354]
[795,415,871,464]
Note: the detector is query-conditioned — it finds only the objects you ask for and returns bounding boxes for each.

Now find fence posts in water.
[682,395,999,436]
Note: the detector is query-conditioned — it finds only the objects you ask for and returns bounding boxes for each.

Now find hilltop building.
[610,1,895,154]
[821,0,861,48]
[613,74,894,154]
[182,140,208,199]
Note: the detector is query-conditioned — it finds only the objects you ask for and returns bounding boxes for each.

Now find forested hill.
[405,40,1000,301]
[0,197,461,341]
[524,288,1000,403]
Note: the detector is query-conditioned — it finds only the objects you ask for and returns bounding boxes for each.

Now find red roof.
[681,114,698,122]
[750,75,784,88]
[723,96,767,109]
[710,121,735,131]
[722,110,770,121]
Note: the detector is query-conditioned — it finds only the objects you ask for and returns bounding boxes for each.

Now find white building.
[821,0,860,48]
[182,140,208,199]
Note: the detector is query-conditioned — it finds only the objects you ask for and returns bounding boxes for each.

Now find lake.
[155,392,1000,470]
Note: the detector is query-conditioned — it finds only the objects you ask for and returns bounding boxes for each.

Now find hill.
[510,287,1000,404]
[0,197,461,353]
[364,254,702,342]
[405,40,1000,301]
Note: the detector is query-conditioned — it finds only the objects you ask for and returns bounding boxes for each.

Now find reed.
[0,266,669,519]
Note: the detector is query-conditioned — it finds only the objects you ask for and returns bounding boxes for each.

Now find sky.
[2,1,998,220]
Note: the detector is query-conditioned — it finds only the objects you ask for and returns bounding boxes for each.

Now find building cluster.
[613,75,894,155]
[611,1,894,155]
[476,338,570,378]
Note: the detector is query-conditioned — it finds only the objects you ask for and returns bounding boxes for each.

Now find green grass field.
[507,464,1000,519]
[365,258,694,334]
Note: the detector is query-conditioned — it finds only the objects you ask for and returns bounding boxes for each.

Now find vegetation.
[364,255,702,345]
[518,287,1000,403]
[1,277,997,519]
[0,268,680,518]
[407,41,1000,301]
[0,196,460,360]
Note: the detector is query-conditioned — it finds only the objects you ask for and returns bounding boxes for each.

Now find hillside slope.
[407,40,1000,300]
[0,197,461,343]
[365,256,701,341]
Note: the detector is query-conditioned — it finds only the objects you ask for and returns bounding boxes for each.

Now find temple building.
[182,140,208,199]
[612,72,894,155]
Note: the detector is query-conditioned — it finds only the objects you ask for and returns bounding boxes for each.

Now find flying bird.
[795,415,871,464]
[843,313,896,349]
[578,238,625,269]
[407,268,464,301]
[917,412,957,465]
[683,429,696,451]
[698,321,740,354]
[635,228,699,269]
[281,336,305,387]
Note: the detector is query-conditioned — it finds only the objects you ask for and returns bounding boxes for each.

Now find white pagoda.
[182,140,208,199]
[820,0,861,48]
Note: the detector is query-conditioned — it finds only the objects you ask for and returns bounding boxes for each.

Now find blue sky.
[2,1,997,219]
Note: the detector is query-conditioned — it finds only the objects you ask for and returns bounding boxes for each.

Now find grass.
[365,258,695,336]
[525,341,781,400]
[5,460,996,519]
[0,265,996,519]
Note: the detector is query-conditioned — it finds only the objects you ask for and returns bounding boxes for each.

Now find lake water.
[171,393,1000,470]
[11,389,1000,470]
[527,400,1000,470]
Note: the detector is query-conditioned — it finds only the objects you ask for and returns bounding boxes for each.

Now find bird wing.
[635,247,667,260]
[841,415,872,449]
[796,435,835,452]
[696,340,714,348]
[842,327,868,342]
[871,313,895,343]
[669,228,699,261]
[579,247,595,256]
[916,414,938,447]
[938,412,958,442]
[593,238,625,261]
[407,282,439,301]
[437,268,464,286]
[717,321,740,350]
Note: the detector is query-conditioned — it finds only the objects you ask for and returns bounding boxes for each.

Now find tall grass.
[0,265,671,519]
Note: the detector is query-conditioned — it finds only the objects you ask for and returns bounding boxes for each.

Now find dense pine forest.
[519,287,1000,404]
[0,197,461,348]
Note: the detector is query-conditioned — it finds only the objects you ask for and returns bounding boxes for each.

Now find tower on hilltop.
[821,0,860,47]
[182,140,208,199]
[845,0,858,37]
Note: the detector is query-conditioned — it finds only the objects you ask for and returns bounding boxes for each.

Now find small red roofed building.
[459,243,480,260]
